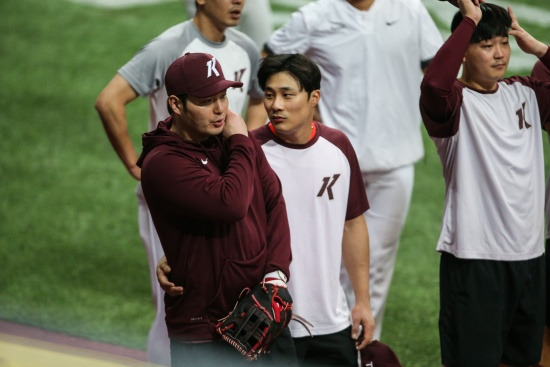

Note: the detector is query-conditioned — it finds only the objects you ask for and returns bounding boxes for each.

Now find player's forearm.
[143,135,260,222]
[422,17,475,93]
[95,75,141,179]
[420,17,475,125]
[342,215,371,305]
[96,102,140,179]
[343,215,374,348]
[263,202,291,281]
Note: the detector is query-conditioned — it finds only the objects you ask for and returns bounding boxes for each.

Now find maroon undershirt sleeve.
[420,17,476,128]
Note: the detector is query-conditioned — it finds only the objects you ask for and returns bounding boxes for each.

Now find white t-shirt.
[266,0,443,172]
[119,20,263,132]
[253,122,369,337]
[424,79,547,261]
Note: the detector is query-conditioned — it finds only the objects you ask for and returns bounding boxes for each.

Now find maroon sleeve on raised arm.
[420,17,476,137]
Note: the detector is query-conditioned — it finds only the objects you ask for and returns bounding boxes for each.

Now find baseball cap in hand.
[360,340,402,367]
[165,52,243,98]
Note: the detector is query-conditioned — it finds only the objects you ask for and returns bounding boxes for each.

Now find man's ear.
[168,95,184,115]
[309,89,321,108]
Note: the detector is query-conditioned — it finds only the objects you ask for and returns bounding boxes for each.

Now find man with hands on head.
[138,52,293,367]
[159,53,375,366]
[421,1,550,366]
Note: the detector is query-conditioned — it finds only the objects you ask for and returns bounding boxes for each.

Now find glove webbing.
[219,297,272,360]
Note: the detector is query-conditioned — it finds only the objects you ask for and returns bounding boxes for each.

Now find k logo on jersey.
[516,101,531,130]
[317,174,340,200]
[234,68,245,92]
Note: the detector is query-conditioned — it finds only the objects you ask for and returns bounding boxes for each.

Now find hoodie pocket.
[200,247,267,317]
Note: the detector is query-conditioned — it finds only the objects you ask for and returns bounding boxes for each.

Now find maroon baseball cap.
[360,341,402,367]
[164,52,243,98]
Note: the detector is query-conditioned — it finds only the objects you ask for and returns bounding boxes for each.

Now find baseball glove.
[215,281,293,361]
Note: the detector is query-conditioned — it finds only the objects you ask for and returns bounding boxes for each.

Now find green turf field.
[0,0,549,366]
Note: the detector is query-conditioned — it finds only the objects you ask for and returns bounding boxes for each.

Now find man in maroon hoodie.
[136,52,294,366]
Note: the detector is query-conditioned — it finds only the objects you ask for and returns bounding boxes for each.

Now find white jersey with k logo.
[253,122,369,337]
[425,78,547,261]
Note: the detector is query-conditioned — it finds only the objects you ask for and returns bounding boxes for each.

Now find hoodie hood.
[137,116,220,168]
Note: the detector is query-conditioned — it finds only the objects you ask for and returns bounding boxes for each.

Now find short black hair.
[451,3,511,43]
[258,54,321,97]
